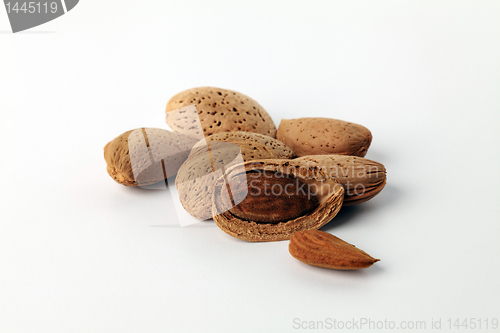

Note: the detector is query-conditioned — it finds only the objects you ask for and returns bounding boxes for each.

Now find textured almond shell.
[212,159,344,242]
[192,131,295,159]
[176,134,294,219]
[166,87,277,138]
[103,128,198,186]
[277,118,372,157]
[289,230,379,270]
[294,155,386,205]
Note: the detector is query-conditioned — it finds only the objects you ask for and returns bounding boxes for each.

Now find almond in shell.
[166,87,276,138]
[176,132,294,219]
[212,159,344,242]
[277,117,372,157]
[104,128,198,186]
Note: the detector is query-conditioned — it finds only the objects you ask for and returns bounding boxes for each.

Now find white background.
[1,1,500,332]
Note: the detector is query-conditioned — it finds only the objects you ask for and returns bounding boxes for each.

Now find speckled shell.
[192,131,295,159]
[294,155,386,205]
[277,118,372,157]
[104,128,198,186]
[176,134,294,220]
[166,87,276,138]
[212,159,345,242]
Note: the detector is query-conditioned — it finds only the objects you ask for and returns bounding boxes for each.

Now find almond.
[103,128,198,186]
[289,230,380,270]
[277,117,372,157]
[176,133,294,220]
[191,131,295,159]
[212,159,344,242]
[294,155,386,205]
[220,170,319,223]
[166,87,276,138]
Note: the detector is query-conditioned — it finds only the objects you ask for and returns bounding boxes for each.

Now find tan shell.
[277,117,372,157]
[294,155,386,205]
[104,128,198,186]
[212,159,345,242]
[166,87,276,138]
[191,131,295,159]
[175,134,295,220]
[289,230,380,270]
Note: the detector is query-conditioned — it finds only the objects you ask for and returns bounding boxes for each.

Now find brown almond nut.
[176,133,294,220]
[289,230,380,270]
[166,87,277,138]
[104,128,198,186]
[220,171,319,223]
[294,155,386,205]
[277,118,372,157]
[212,159,345,242]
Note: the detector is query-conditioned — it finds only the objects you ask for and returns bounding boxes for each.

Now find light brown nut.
[277,118,372,157]
[175,134,294,220]
[289,230,380,270]
[192,131,295,160]
[103,128,198,186]
[212,159,345,242]
[166,87,276,138]
[294,155,386,205]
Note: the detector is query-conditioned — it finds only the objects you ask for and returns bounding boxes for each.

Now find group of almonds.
[104,87,387,271]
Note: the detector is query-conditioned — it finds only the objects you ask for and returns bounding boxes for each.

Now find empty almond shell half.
[212,159,344,242]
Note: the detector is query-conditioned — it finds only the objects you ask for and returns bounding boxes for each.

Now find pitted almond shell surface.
[294,155,386,205]
[175,134,294,220]
[166,87,276,138]
[277,118,372,157]
[289,230,380,270]
[191,131,295,160]
[104,128,198,186]
[212,159,344,242]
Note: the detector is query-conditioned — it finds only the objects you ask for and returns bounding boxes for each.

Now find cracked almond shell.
[294,155,386,205]
[277,117,372,157]
[104,128,198,186]
[176,133,294,220]
[212,159,345,242]
[166,87,277,138]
